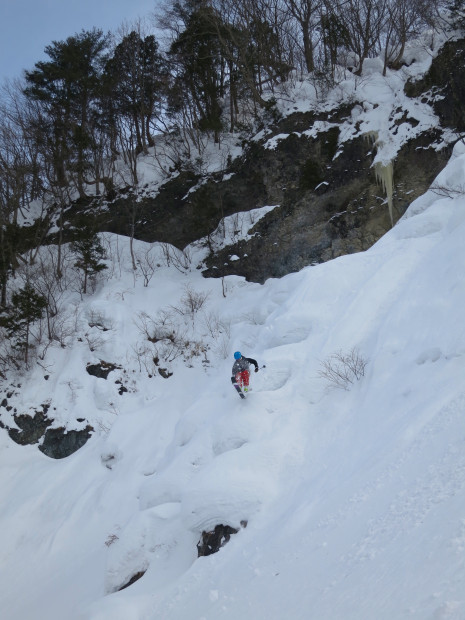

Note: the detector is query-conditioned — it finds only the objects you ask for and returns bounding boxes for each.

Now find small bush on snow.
[318,347,368,391]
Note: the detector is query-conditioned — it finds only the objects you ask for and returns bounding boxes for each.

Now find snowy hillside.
[1,140,464,620]
[1,33,465,620]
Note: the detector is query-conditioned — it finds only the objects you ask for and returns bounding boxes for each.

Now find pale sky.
[0,0,158,82]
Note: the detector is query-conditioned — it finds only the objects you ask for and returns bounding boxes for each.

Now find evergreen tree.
[24,29,110,197]
[105,31,167,154]
[0,283,47,365]
[0,248,10,308]
[320,11,351,76]
[245,16,291,92]
[169,4,225,142]
[71,228,107,294]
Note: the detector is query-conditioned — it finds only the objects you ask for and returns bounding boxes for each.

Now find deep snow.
[1,29,465,620]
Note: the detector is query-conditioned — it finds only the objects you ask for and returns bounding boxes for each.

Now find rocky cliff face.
[201,126,450,283]
[405,38,465,133]
[69,39,463,284]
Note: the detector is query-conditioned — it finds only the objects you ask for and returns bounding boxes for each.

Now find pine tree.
[71,228,107,294]
[0,283,47,365]
[169,5,225,142]
[104,31,167,155]
[24,29,110,197]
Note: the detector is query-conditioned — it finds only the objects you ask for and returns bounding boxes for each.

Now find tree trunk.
[302,27,315,73]
[25,322,30,365]
[0,275,6,307]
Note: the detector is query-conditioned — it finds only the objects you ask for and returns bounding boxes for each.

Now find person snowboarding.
[231,351,259,397]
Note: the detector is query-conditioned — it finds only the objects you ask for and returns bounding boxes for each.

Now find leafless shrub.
[105,534,119,547]
[241,310,266,326]
[158,338,188,364]
[48,308,79,348]
[213,333,231,360]
[173,245,193,272]
[318,347,368,391]
[21,248,62,312]
[113,289,131,302]
[130,342,158,375]
[160,242,172,267]
[134,312,155,342]
[202,311,231,340]
[64,380,80,404]
[95,417,111,434]
[135,310,180,344]
[136,244,160,287]
[0,329,21,373]
[100,233,126,279]
[15,246,78,346]
[160,243,193,272]
[228,212,241,242]
[84,331,106,352]
[133,289,217,373]
[173,285,209,325]
[87,309,114,332]
[133,309,189,371]
[184,340,205,359]
[430,183,465,198]
[37,338,54,361]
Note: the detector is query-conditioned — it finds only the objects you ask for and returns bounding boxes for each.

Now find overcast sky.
[0,0,158,83]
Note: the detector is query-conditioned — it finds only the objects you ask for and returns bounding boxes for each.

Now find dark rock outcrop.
[197,524,241,557]
[117,570,147,591]
[39,425,94,459]
[202,128,451,283]
[405,38,465,132]
[3,402,93,459]
[86,360,121,379]
[8,409,53,446]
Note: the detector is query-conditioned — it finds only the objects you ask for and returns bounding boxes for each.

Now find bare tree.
[212,0,292,107]
[160,242,193,272]
[0,82,53,301]
[283,0,323,72]
[381,0,426,74]
[114,115,142,273]
[332,0,389,75]
[136,244,159,286]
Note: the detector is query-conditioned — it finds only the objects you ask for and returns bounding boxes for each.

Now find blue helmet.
[234,351,242,360]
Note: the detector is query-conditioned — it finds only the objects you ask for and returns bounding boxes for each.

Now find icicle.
[364,131,379,146]
[363,131,394,226]
[374,161,394,226]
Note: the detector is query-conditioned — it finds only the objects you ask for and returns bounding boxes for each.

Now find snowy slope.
[1,140,464,620]
[1,33,465,620]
